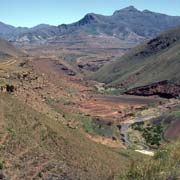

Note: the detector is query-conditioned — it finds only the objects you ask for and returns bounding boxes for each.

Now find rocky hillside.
[93,26,180,97]
[0,6,180,47]
[126,81,180,98]
[0,39,23,58]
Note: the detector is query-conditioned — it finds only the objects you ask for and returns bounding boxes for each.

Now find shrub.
[0,161,3,170]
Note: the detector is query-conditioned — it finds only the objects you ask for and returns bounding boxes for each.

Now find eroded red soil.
[29,58,162,123]
[13,57,164,148]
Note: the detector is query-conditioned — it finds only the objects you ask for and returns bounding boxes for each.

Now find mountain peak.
[84,13,97,20]
[143,9,153,13]
[32,24,51,30]
[123,6,137,11]
[76,13,98,26]
[113,6,139,16]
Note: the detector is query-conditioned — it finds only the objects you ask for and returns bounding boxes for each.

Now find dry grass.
[119,141,180,180]
[0,94,133,180]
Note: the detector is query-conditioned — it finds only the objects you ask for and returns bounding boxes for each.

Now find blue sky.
[1,0,180,27]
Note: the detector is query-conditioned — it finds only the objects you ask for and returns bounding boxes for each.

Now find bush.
[0,161,3,170]
[132,122,165,147]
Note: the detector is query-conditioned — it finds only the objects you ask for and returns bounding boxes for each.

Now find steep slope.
[1,6,180,47]
[0,39,23,58]
[0,22,28,39]
[0,94,131,180]
[93,26,180,97]
[0,22,15,38]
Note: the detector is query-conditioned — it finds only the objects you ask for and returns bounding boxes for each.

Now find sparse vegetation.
[56,97,74,105]
[93,26,180,95]
[81,115,95,134]
[132,122,165,147]
[0,94,131,179]
[0,161,3,170]
[0,13,179,180]
[119,141,180,180]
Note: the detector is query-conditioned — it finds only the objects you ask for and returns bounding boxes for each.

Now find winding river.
[120,99,179,155]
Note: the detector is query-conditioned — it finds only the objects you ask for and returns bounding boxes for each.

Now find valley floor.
[0,50,179,180]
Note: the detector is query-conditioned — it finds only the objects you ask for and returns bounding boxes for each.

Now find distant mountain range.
[0,6,180,47]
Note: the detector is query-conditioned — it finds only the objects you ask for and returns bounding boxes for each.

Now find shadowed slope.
[93,26,180,96]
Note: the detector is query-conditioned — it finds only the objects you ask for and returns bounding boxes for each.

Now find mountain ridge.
[0,6,180,46]
[0,38,24,58]
[92,25,180,97]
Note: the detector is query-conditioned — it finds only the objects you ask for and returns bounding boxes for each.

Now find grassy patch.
[55,97,74,106]
[67,88,78,94]
[0,94,130,179]
[119,141,180,180]
[81,115,95,134]
[0,79,6,86]
[169,111,180,117]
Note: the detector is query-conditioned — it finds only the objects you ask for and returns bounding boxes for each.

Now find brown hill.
[0,39,23,58]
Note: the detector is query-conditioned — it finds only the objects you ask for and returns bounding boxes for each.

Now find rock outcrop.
[125,81,180,98]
